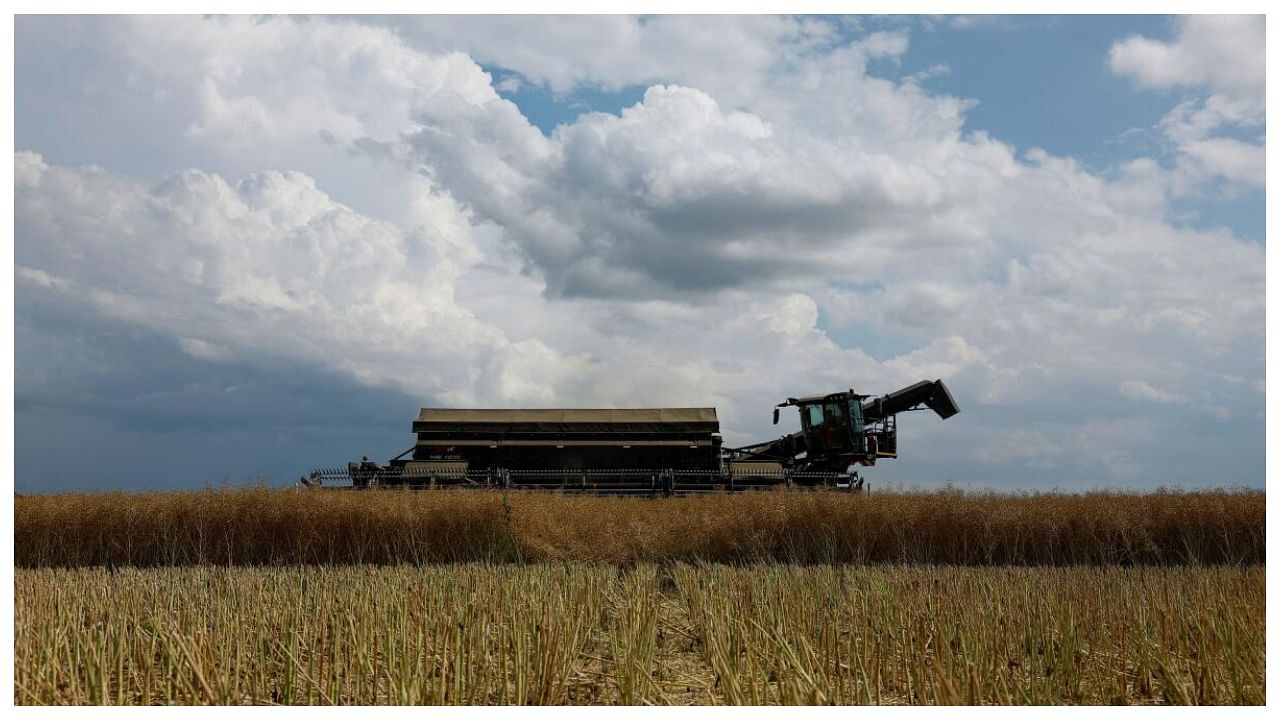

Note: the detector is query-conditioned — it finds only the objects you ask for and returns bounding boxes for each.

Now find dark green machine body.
[305,379,959,491]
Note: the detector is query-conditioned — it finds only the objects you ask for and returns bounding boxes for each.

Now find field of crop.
[15,487,1265,566]
[15,564,1264,705]
[14,488,1265,705]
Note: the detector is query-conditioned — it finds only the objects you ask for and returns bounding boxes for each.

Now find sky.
[13,14,1265,492]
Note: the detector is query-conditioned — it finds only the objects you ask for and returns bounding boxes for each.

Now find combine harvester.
[304,380,958,494]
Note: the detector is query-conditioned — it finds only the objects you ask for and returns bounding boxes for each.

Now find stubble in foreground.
[15,564,1264,705]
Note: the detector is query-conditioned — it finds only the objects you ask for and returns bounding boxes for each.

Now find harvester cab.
[771,379,960,473]
[775,390,870,466]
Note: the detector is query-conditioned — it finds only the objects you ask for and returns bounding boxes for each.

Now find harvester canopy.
[413,407,719,434]
[409,406,723,473]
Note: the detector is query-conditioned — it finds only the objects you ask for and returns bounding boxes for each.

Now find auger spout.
[862,379,959,422]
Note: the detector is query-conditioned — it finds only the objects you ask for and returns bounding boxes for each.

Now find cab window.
[848,400,864,430]
[824,402,844,424]
[807,405,825,426]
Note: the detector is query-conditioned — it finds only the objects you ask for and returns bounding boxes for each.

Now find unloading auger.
[302,379,959,494]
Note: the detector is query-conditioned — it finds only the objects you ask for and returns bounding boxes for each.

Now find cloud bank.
[14,15,1264,489]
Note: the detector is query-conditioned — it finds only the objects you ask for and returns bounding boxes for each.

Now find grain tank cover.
[411,407,723,471]
[413,407,719,434]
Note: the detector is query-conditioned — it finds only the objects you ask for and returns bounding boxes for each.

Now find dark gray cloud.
[16,292,426,491]
[16,406,415,493]
[400,82,969,300]
[17,303,416,436]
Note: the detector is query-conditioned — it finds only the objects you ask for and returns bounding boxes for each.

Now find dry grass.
[15,487,1264,567]
[15,564,1264,705]
[673,564,1264,704]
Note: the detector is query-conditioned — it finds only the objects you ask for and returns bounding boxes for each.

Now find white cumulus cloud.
[1110,16,1264,189]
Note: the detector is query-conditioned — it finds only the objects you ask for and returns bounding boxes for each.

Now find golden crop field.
[15,487,1265,566]
[15,564,1263,705]
[14,488,1265,705]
